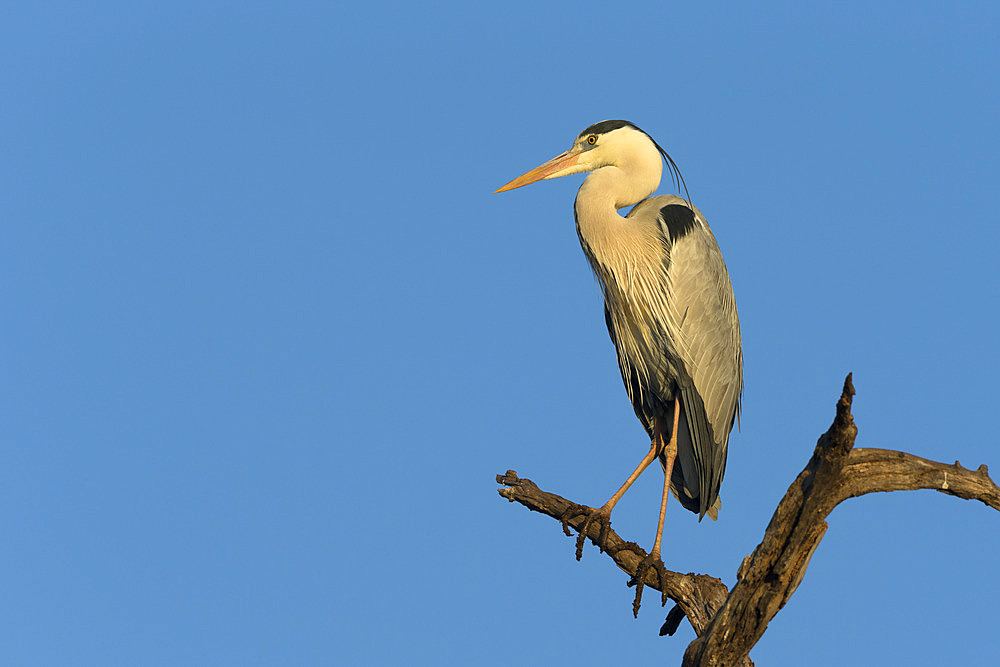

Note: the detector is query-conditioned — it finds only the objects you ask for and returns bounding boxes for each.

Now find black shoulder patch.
[659,204,697,243]
[577,119,640,139]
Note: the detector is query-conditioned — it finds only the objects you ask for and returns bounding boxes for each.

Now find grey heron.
[495,120,742,606]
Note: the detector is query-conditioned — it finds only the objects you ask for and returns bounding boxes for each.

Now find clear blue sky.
[3,2,998,665]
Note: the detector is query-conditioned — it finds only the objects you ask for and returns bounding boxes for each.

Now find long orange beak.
[494,150,582,193]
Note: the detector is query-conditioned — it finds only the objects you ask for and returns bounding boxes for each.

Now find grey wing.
[662,202,742,517]
[641,198,743,517]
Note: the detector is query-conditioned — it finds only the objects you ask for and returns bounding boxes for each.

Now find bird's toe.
[631,553,669,618]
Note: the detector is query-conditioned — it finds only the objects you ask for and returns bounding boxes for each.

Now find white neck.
[572,130,666,287]
[574,159,661,245]
[574,166,658,282]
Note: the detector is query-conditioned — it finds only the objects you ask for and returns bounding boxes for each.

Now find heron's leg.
[561,439,662,560]
[599,439,662,513]
[632,397,681,617]
[651,401,679,560]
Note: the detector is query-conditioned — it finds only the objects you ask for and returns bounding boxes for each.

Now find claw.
[558,503,590,537]
[576,508,612,560]
[631,552,669,618]
[558,504,613,560]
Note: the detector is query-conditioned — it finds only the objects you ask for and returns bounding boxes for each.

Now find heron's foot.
[630,552,669,618]
[559,504,613,560]
[558,503,589,537]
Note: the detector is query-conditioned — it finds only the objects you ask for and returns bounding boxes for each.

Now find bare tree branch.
[496,471,736,643]
[497,375,1000,665]
[838,448,999,510]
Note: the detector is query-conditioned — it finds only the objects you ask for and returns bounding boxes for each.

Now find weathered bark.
[497,375,1000,666]
[496,471,736,643]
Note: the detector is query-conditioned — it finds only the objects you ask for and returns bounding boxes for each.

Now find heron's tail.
[667,478,720,520]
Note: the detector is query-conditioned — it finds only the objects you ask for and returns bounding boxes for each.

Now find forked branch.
[497,375,1000,666]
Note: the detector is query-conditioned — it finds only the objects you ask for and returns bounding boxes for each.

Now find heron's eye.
[587,135,597,145]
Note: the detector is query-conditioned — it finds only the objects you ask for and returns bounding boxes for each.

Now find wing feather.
[620,196,743,518]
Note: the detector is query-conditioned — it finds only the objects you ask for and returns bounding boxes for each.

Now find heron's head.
[494,120,684,197]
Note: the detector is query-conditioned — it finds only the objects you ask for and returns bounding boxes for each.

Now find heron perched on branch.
[495,120,742,604]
